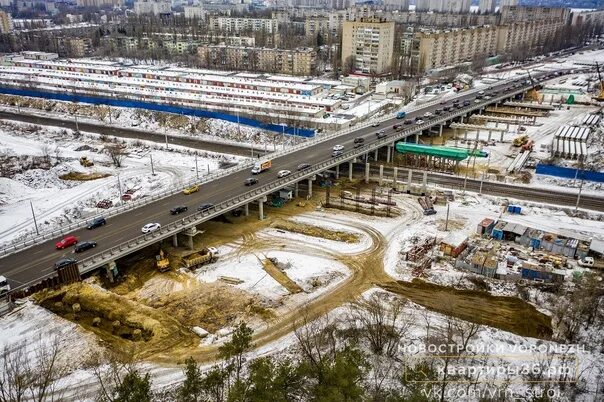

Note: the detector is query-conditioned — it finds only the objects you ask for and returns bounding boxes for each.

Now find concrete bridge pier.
[348,161,353,180]
[500,131,505,142]
[244,203,249,216]
[422,171,428,195]
[407,169,413,192]
[294,183,299,198]
[379,165,384,185]
[414,133,419,143]
[258,196,268,220]
[374,148,379,161]
[393,167,398,188]
[386,145,391,163]
[307,177,315,197]
[172,234,178,247]
[335,164,340,179]
[439,124,443,137]
[460,115,464,124]
[365,163,370,183]
[487,130,492,142]
[183,227,198,250]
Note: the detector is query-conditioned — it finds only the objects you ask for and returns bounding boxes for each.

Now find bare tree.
[105,143,128,168]
[293,308,338,374]
[39,143,51,166]
[0,336,66,402]
[348,292,412,357]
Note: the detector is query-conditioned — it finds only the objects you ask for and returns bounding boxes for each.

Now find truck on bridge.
[251,160,272,174]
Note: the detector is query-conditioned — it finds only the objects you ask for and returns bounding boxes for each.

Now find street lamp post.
[150,154,155,176]
[29,200,39,235]
[195,155,199,179]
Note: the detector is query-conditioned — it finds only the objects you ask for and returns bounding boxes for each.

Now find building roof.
[590,239,604,255]
[441,232,468,248]
[479,218,495,228]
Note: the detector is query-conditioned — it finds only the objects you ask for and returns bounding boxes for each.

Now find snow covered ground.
[0,122,243,247]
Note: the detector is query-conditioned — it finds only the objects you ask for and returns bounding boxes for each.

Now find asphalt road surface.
[0,110,257,157]
[0,70,590,290]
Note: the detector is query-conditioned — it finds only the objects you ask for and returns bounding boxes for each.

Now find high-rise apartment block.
[341,18,395,75]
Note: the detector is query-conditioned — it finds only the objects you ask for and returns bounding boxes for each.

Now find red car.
[56,236,78,250]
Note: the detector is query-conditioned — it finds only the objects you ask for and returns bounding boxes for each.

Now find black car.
[404,119,413,125]
[443,106,452,111]
[434,109,443,115]
[331,150,343,157]
[414,116,422,121]
[74,241,97,253]
[87,217,106,230]
[198,203,214,211]
[354,142,364,149]
[54,257,77,269]
[353,137,365,144]
[170,205,188,215]
[297,163,311,170]
[244,178,258,186]
[463,100,471,106]
[393,124,402,130]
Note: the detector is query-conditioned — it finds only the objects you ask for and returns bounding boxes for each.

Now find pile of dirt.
[144,282,275,333]
[34,282,197,358]
[59,172,111,181]
[272,219,360,243]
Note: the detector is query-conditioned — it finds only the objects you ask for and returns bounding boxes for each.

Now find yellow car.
[183,184,200,195]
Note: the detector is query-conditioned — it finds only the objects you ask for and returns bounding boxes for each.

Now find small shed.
[502,222,527,242]
[440,232,468,257]
[521,266,565,283]
[476,218,495,236]
[491,221,506,240]
[589,239,604,258]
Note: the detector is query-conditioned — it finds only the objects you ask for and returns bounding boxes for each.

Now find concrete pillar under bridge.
[244,203,249,216]
[258,195,267,220]
[183,226,199,250]
[414,133,419,143]
[386,145,391,163]
[365,163,370,183]
[439,124,443,137]
[307,176,315,197]
[379,165,384,185]
[407,169,413,192]
[374,148,379,161]
[348,160,353,180]
[172,234,178,247]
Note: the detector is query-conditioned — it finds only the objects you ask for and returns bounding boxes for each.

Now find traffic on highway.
[0,68,582,291]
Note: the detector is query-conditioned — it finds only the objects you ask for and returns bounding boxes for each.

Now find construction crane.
[592,62,604,102]
[524,70,544,103]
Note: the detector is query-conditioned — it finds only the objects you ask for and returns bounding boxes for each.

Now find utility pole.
[164,130,169,149]
[150,154,155,176]
[444,202,450,231]
[195,154,199,179]
[30,200,39,235]
[74,113,79,132]
[117,174,122,200]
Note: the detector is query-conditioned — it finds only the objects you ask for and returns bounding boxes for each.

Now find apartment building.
[209,17,278,34]
[341,18,395,75]
[76,0,123,7]
[478,0,496,14]
[571,9,604,27]
[0,10,12,34]
[133,0,171,16]
[304,17,329,37]
[496,18,566,56]
[414,26,498,73]
[183,6,206,20]
[499,6,571,24]
[198,46,316,76]
[383,0,409,11]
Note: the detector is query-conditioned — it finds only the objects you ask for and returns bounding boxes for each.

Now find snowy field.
[0,122,243,246]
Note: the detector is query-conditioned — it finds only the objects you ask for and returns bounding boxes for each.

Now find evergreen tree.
[218,322,254,383]
[113,369,152,402]
[177,357,203,402]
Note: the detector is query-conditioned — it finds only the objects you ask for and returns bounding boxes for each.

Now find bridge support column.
[495,121,498,128]
[335,164,340,179]
[393,167,398,187]
[348,161,353,180]
[475,130,480,142]
[414,133,419,143]
[464,130,468,140]
[374,148,379,161]
[439,124,443,137]
[294,183,299,198]
[365,163,370,183]
[183,227,198,250]
[105,262,116,283]
[244,203,249,216]
[422,171,428,195]
[307,178,313,197]
[257,196,267,220]
[500,131,504,142]
[386,146,391,163]
[487,130,492,142]
[172,234,178,248]
[407,169,413,192]
[505,123,509,130]
[460,115,464,124]
[379,165,384,185]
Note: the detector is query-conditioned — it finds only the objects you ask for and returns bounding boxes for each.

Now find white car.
[141,223,161,233]
[415,119,425,125]
[424,112,433,118]
[371,122,381,127]
[277,170,291,178]
[333,144,344,151]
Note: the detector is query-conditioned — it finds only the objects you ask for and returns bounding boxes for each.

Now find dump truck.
[251,160,272,174]
[183,247,219,269]
[513,135,529,147]
[79,156,93,167]
[156,249,170,272]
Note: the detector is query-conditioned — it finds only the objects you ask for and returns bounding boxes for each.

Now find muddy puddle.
[380,279,552,339]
